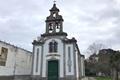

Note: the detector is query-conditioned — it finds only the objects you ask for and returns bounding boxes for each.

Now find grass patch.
[96,76,112,80]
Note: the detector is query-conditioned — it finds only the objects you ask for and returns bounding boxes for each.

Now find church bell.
[49,26,53,30]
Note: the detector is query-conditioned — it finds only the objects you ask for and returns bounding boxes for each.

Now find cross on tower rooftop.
[53,0,56,4]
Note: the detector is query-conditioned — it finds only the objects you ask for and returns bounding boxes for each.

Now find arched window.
[49,41,58,53]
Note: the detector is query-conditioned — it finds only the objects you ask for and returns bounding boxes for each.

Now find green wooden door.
[48,60,59,80]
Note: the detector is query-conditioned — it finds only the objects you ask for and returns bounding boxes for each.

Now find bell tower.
[46,3,63,33]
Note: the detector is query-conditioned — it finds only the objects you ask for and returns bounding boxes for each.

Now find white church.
[0,3,85,80]
[32,3,85,80]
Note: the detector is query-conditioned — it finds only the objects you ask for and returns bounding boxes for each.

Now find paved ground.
[88,77,96,80]
[81,77,96,80]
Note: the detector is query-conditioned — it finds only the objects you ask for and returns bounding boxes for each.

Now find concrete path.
[88,77,96,80]
[81,77,96,80]
[81,77,88,80]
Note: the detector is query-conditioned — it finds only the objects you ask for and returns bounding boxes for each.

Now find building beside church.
[32,3,85,80]
[0,40,32,80]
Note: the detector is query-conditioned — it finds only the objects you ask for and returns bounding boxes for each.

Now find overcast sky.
[0,0,120,58]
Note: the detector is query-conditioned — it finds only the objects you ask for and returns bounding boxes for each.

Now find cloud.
[0,0,120,58]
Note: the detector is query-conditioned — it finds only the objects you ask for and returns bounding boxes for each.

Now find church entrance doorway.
[48,60,59,80]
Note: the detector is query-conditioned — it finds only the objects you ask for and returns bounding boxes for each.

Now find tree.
[86,42,106,55]
[97,49,114,76]
[85,42,107,76]
[85,60,97,76]
[110,51,120,80]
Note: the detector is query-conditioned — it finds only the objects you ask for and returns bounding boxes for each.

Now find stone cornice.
[32,40,44,45]
[41,32,67,37]
[62,38,77,44]
[81,54,85,58]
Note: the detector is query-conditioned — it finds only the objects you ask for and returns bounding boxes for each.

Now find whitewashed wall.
[15,49,32,75]
[0,41,32,76]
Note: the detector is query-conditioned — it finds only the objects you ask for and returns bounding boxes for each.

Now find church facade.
[32,3,85,80]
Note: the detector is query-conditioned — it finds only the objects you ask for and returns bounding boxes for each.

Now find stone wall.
[31,75,80,80]
[14,75,31,80]
[0,76,14,80]
[0,75,32,80]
